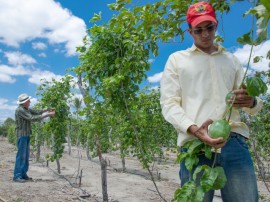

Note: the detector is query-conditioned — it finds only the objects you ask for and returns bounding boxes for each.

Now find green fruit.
[225,91,235,105]
[208,120,231,140]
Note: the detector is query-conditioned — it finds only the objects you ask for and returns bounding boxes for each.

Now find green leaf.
[193,165,203,181]
[90,12,102,22]
[245,4,270,44]
[246,76,268,96]
[187,139,203,155]
[212,167,227,189]
[173,181,196,202]
[176,152,188,163]
[237,31,253,45]
[185,155,199,171]
[200,166,218,192]
[261,0,270,12]
[200,166,227,192]
[266,50,270,60]
[253,56,262,63]
[192,186,205,202]
[204,145,212,159]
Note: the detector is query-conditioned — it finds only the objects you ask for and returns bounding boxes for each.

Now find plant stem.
[211,148,218,169]
[239,1,256,89]
[223,1,256,123]
[222,95,236,122]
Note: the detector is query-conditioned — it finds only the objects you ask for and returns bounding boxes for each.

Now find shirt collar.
[189,43,226,54]
[19,105,28,110]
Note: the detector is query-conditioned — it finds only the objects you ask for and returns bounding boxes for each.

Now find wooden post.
[79,169,83,187]
[120,146,126,172]
[56,159,61,174]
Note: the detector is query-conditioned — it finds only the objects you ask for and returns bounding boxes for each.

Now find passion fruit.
[208,120,231,140]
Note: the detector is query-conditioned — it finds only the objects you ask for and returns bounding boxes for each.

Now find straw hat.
[17,93,31,104]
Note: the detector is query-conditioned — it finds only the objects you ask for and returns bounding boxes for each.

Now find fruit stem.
[227,95,236,122]
[211,148,218,168]
[222,95,236,122]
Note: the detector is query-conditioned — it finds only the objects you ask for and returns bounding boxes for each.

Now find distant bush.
[8,124,16,145]
[0,118,15,137]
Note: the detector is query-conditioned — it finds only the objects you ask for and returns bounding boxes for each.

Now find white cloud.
[233,40,270,72]
[32,42,47,50]
[0,72,16,83]
[0,64,31,75]
[28,69,63,86]
[4,51,36,66]
[0,98,16,110]
[147,72,163,83]
[0,0,87,56]
[38,53,47,58]
[30,97,38,106]
[0,51,61,85]
[0,110,15,123]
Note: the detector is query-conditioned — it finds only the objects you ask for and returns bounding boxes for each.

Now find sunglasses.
[192,25,216,35]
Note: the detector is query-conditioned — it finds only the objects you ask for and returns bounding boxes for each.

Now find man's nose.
[202,29,210,37]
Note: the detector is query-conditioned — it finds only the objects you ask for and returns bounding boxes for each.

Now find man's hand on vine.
[49,108,56,112]
[48,111,56,117]
[229,88,254,108]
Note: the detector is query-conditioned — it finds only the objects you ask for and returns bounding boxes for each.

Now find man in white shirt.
[160,2,262,202]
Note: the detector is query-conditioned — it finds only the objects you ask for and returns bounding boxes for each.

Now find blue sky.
[0,0,269,123]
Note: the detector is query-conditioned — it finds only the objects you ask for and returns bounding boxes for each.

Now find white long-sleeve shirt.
[160,44,263,147]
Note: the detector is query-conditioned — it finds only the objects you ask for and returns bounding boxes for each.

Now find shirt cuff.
[180,119,196,135]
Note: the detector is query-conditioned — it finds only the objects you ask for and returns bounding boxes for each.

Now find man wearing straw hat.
[13,93,55,183]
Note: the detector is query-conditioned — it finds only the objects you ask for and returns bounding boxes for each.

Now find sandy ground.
[0,136,269,202]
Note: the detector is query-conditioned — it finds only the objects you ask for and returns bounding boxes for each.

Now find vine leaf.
[177,152,188,163]
[246,76,268,96]
[243,4,270,44]
[200,166,227,192]
[261,0,270,12]
[204,145,212,159]
[185,155,199,171]
[192,186,205,202]
[173,181,196,202]
[237,31,253,45]
[212,167,227,190]
[187,139,204,155]
[253,56,263,63]
[90,12,102,22]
